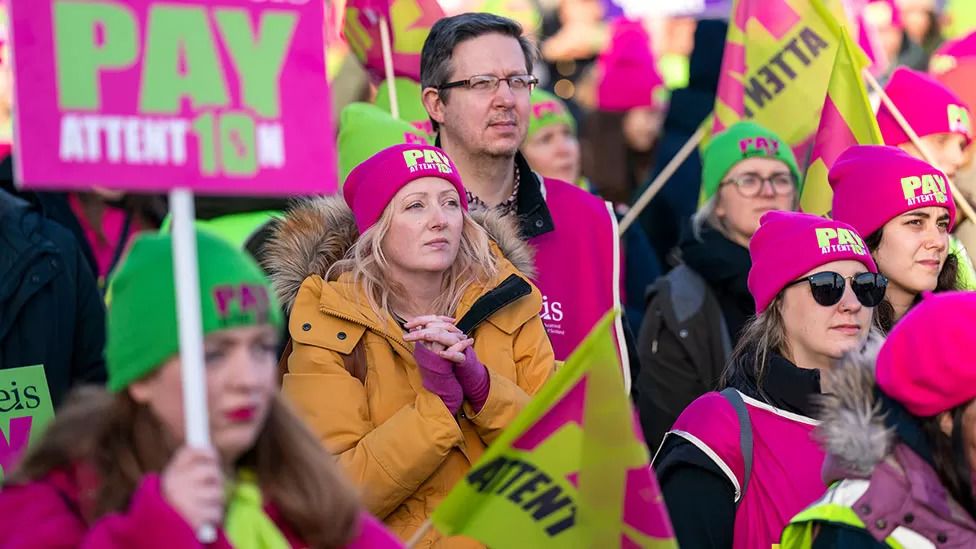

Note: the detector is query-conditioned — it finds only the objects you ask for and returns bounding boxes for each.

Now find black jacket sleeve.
[811,522,890,549]
[656,436,736,548]
[637,311,708,450]
[69,242,107,387]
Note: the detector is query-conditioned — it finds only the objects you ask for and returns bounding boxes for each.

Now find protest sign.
[0,365,54,484]
[9,0,335,195]
[431,313,675,548]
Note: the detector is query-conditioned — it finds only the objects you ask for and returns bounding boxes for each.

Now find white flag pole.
[168,187,217,543]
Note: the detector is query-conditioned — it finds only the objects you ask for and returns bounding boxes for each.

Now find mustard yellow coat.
[280,239,554,546]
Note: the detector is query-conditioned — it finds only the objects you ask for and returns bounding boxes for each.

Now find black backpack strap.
[720,387,753,507]
[455,274,531,334]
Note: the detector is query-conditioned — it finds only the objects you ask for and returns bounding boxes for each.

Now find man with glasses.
[420,13,631,373]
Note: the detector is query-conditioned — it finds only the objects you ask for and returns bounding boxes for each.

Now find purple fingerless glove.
[455,347,490,413]
[413,344,463,415]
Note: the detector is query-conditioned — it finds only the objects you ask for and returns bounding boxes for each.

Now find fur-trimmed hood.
[262,195,536,313]
[816,332,894,479]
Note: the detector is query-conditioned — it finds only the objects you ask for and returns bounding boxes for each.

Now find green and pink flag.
[342,0,443,85]
[9,0,335,195]
[431,312,677,548]
[0,365,55,484]
[801,25,882,216]
[710,0,844,169]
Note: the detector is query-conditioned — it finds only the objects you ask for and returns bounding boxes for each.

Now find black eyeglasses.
[721,172,795,198]
[785,272,888,308]
[438,74,538,93]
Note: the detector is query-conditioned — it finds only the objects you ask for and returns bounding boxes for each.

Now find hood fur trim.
[263,196,359,313]
[816,331,894,476]
[263,195,536,313]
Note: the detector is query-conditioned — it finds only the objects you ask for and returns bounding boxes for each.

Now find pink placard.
[9,0,335,195]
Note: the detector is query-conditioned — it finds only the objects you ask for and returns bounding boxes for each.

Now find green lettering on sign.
[54,1,138,110]
[139,6,229,113]
[215,9,297,118]
[219,112,257,176]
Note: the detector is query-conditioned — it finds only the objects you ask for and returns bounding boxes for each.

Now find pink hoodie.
[0,467,402,548]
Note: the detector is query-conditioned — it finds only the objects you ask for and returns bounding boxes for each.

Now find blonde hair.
[327,206,499,322]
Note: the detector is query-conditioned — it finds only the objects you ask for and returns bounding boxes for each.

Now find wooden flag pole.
[618,125,706,235]
[379,15,399,120]
[405,520,434,548]
[863,69,976,223]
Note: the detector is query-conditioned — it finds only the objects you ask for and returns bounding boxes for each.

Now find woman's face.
[622,107,663,153]
[899,133,968,181]
[897,0,933,44]
[714,157,796,246]
[128,325,280,463]
[780,260,875,365]
[382,177,464,278]
[522,123,581,184]
[873,207,950,299]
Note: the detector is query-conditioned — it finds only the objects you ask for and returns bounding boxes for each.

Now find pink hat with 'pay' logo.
[829,145,956,239]
[343,143,468,233]
[876,67,972,147]
[748,211,878,313]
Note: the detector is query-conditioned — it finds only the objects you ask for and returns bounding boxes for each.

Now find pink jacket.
[0,467,402,548]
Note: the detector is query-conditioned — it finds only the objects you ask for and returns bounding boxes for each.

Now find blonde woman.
[265,144,554,548]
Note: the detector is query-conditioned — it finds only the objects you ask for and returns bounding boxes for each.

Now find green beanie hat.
[375,77,435,140]
[106,230,283,392]
[338,102,430,184]
[700,121,801,202]
[528,89,576,140]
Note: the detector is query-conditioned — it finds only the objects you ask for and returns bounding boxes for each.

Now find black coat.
[636,19,728,268]
[636,222,753,450]
[0,189,106,407]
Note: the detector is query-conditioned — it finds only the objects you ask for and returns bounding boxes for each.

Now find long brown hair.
[719,294,790,396]
[918,402,976,518]
[9,386,361,548]
[864,228,960,333]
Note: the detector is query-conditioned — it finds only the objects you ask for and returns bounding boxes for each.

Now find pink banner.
[9,0,335,195]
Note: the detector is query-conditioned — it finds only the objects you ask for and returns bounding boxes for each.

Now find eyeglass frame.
[719,171,796,198]
[437,74,539,93]
[784,271,889,308]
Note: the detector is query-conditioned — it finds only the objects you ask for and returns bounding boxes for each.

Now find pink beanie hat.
[876,67,972,147]
[343,143,468,233]
[748,211,878,313]
[876,291,976,417]
[829,145,956,238]
[596,18,663,112]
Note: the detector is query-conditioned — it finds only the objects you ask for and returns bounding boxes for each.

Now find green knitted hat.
[374,77,435,140]
[338,102,430,184]
[106,230,283,392]
[700,121,801,202]
[528,89,576,140]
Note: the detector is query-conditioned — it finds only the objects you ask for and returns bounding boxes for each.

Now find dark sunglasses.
[785,272,888,308]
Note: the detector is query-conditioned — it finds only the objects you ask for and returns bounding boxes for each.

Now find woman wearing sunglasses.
[637,121,800,450]
[782,292,976,547]
[830,145,960,333]
[653,211,886,549]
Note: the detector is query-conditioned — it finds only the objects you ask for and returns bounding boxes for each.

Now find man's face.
[424,33,532,159]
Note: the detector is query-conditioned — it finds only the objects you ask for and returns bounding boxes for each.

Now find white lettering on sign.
[58,114,286,171]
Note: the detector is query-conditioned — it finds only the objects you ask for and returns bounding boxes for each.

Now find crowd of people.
[3,0,976,547]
